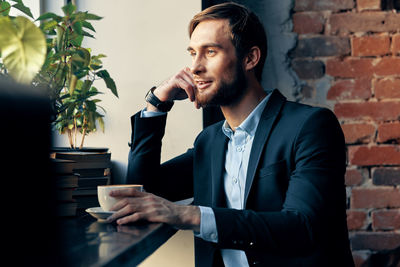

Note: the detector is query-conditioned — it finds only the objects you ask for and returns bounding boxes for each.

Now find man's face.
[188,19,247,108]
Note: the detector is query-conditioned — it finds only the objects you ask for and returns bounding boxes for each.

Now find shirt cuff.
[140,107,167,118]
[194,206,218,243]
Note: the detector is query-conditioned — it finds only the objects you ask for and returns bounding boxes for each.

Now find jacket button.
[249,242,254,247]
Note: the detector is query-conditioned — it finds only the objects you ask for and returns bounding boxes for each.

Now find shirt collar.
[222,92,271,139]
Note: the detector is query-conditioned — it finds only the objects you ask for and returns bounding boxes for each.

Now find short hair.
[188,2,267,82]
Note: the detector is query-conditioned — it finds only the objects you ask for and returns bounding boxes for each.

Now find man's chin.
[195,92,217,108]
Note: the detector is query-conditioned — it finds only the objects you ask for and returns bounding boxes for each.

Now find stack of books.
[51,150,112,215]
[51,158,79,217]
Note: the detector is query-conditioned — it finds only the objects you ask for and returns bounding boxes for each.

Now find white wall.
[52,1,201,266]
[51,0,202,185]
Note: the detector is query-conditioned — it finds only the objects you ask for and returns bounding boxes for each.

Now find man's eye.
[189,51,196,57]
[207,49,216,55]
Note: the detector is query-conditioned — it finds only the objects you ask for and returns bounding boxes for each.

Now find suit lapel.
[211,129,228,207]
[244,89,286,207]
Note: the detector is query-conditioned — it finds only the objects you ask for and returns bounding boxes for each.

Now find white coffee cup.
[97,184,143,212]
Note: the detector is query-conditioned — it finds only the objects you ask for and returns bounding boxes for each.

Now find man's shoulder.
[281,99,337,123]
[194,120,225,144]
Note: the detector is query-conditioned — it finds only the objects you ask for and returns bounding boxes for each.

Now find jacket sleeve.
[212,108,347,255]
[126,111,194,201]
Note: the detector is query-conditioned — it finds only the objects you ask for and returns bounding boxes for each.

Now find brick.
[326,58,374,78]
[351,187,400,208]
[351,232,400,250]
[341,123,375,144]
[372,167,400,185]
[347,210,367,230]
[292,59,325,79]
[357,0,381,11]
[392,34,400,54]
[330,12,400,34]
[293,12,325,34]
[374,57,400,76]
[372,209,400,230]
[352,35,390,56]
[294,0,354,11]
[300,84,314,99]
[292,36,350,57]
[334,101,400,121]
[374,78,400,99]
[345,168,365,186]
[377,122,400,143]
[327,77,371,100]
[348,145,400,166]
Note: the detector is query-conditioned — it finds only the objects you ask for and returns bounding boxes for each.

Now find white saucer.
[86,207,115,221]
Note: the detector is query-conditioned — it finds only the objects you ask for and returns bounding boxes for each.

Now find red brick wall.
[292,0,400,265]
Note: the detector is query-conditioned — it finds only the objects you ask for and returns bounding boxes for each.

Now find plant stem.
[74,118,77,149]
[80,128,86,149]
[79,116,87,149]
[67,129,73,148]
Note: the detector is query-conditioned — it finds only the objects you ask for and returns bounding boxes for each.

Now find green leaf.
[0,2,11,17]
[81,80,92,94]
[85,100,96,111]
[69,32,83,47]
[12,3,33,18]
[82,21,95,32]
[55,25,65,52]
[62,3,76,16]
[69,74,78,94]
[85,13,103,20]
[97,116,105,132]
[40,20,58,31]
[0,16,46,84]
[90,63,102,71]
[72,21,83,35]
[36,12,62,22]
[96,70,118,97]
[71,47,91,68]
[93,54,106,59]
[82,30,94,38]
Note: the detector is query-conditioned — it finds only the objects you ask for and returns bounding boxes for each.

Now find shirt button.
[233,178,238,184]
[236,146,243,152]
[210,233,217,240]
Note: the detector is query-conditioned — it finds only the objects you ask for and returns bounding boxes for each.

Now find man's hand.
[147,67,200,111]
[106,188,200,232]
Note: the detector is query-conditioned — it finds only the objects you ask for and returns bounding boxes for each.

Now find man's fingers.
[116,212,144,225]
[108,202,140,222]
[175,77,195,102]
[110,187,145,197]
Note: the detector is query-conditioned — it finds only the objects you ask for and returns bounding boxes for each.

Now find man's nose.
[191,56,205,75]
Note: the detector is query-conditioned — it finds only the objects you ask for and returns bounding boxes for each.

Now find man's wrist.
[145,86,174,112]
[178,205,200,232]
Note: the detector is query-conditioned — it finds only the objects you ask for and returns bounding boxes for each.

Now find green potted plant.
[0,1,118,149]
[0,1,118,215]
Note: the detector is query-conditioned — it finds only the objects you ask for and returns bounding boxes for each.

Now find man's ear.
[243,46,261,71]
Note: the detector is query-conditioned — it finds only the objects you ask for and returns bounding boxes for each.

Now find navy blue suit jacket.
[127,89,354,267]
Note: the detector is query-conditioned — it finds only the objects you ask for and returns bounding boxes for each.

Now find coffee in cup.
[97,184,143,212]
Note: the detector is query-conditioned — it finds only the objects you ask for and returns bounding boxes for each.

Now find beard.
[195,62,247,108]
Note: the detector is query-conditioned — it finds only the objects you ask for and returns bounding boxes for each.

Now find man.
[108,2,354,266]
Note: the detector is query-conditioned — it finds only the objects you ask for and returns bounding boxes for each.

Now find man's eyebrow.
[187,43,223,51]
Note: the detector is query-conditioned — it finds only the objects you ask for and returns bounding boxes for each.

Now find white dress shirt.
[142,92,271,266]
[196,94,270,267]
